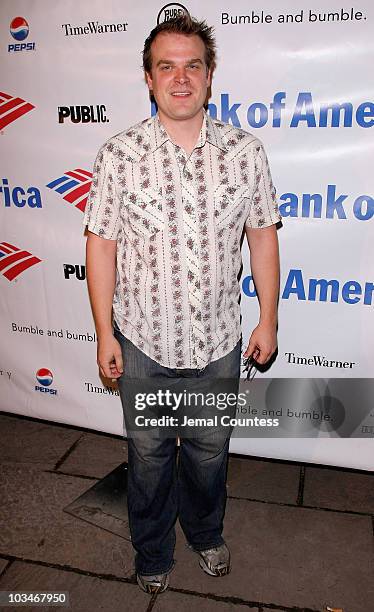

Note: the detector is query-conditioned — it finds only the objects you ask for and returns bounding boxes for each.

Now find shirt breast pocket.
[124,187,164,237]
[213,184,249,230]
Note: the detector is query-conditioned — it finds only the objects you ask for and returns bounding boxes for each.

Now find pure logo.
[157,3,189,24]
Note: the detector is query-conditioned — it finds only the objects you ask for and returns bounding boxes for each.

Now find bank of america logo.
[0,241,41,281]
[46,169,92,212]
[0,91,35,130]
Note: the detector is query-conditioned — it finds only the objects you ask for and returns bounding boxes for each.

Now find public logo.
[35,368,57,395]
[46,169,92,212]
[58,105,109,124]
[157,3,189,24]
[1,178,42,208]
[61,20,128,36]
[0,241,41,281]
[64,264,86,280]
[0,91,35,130]
[8,17,36,52]
[10,17,29,40]
[36,368,53,387]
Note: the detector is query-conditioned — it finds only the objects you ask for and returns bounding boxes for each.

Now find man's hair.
[142,14,216,74]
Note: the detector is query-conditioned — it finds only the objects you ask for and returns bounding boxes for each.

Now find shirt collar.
[149,114,169,152]
[203,111,227,151]
[149,110,227,154]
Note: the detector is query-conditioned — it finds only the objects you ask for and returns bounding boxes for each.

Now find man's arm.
[243,224,280,364]
[86,231,123,379]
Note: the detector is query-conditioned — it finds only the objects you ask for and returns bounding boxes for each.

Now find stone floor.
[0,412,373,612]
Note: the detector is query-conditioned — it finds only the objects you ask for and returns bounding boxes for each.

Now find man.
[83,15,281,594]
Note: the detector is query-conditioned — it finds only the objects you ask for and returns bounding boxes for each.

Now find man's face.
[145,32,212,124]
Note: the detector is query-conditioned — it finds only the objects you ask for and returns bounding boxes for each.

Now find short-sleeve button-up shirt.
[83,111,282,369]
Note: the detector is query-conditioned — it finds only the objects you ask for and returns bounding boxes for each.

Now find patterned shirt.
[83,111,281,369]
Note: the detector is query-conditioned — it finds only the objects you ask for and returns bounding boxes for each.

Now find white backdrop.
[1,0,373,470]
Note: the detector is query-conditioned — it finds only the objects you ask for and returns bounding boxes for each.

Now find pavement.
[0,411,373,612]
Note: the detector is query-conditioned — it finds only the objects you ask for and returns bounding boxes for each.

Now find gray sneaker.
[191,543,231,577]
[136,572,169,594]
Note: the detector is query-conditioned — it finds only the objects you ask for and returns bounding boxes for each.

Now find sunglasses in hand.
[242,353,258,381]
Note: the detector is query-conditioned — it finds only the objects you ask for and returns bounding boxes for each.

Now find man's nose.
[174,68,189,83]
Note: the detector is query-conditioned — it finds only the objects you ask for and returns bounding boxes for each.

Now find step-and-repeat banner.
[1,1,373,469]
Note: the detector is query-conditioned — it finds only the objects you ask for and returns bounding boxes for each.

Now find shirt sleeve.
[245,140,282,229]
[82,142,121,239]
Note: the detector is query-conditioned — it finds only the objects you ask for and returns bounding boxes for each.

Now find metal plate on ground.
[63,462,130,540]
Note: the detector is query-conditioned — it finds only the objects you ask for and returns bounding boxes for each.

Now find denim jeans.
[113,322,241,576]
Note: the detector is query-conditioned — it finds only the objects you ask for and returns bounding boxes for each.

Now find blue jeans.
[113,323,241,576]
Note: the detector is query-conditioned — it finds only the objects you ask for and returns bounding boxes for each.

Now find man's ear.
[145,70,153,90]
[207,67,213,87]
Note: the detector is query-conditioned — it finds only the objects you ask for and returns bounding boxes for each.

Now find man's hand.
[243,322,277,365]
[97,333,124,379]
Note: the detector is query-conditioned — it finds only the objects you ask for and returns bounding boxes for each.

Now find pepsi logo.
[10,17,29,41]
[36,368,53,387]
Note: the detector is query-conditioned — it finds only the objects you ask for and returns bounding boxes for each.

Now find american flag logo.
[0,241,41,281]
[0,91,35,130]
[46,169,92,212]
